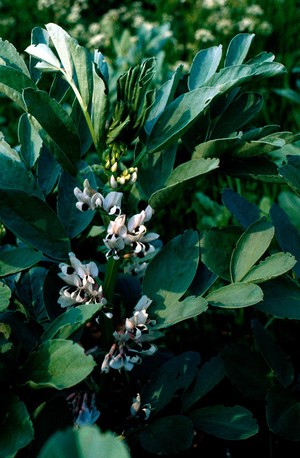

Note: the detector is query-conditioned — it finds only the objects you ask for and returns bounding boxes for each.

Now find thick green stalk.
[100,257,120,350]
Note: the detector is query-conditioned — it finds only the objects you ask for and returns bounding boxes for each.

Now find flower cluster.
[57,252,108,312]
[74,179,122,214]
[74,180,160,261]
[101,295,157,373]
[103,205,159,260]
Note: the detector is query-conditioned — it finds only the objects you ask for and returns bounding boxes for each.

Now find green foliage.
[0,22,299,457]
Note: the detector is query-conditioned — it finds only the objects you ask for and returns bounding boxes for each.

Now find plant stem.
[100,257,120,350]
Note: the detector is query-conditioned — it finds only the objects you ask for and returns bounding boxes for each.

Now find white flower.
[74,179,103,212]
[130,393,151,420]
[102,191,123,215]
[67,392,100,427]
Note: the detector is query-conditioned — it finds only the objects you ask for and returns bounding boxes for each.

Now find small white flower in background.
[67,392,100,427]
[101,295,157,373]
[57,252,107,309]
[130,393,151,420]
[102,191,123,215]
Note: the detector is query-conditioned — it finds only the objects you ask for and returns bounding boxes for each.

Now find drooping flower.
[67,392,100,427]
[130,393,151,420]
[57,252,107,309]
[101,295,157,373]
[74,179,123,215]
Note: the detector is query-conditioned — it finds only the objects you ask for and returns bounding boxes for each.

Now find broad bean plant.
[1,24,300,457]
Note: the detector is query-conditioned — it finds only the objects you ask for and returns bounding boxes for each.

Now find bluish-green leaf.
[205,62,286,93]
[140,416,194,455]
[91,66,109,151]
[57,166,97,238]
[0,394,34,458]
[270,203,300,277]
[279,154,300,195]
[256,277,300,319]
[23,339,96,389]
[190,405,258,440]
[37,425,131,458]
[0,247,42,277]
[0,135,44,198]
[141,352,201,413]
[18,113,43,169]
[222,188,261,230]
[222,343,273,399]
[0,38,30,75]
[241,252,296,283]
[200,226,243,281]
[147,86,220,153]
[192,137,239,159]
[149,157,219,208]
[0,65,36,110]
[252,319,294,387]
[143,230,199,307]
[224,33,255,67]
[182,354,225,412]
[23,88,81,175]
[188,45,222,90]
[145,64,183,135]
[0,189,70,260]
[266,386,300,441]
[37,146,61,195]
[230,218,274,282]
[206,283,263,308]
[0,282,11,312]
[41,303,102,341]
[154,295,208,329]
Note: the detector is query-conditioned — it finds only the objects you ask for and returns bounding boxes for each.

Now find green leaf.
[266,386,300,441]
[37,146,61,195]
[224,33,255,67]
[0,135,44,198]
[200,226,243,281]
[57,166,96,239]
[205,62,286,93]
[192,137,239,159]
[18,113,43,169]
[0,394,34,458]
[143,230,199,307]
[45,23,93,110]
[205,282,263,308]
[0,247,42,277]
[0,282,11,312]
[240,252,296,283]
[232,131,299,159]
[91,66,109,151]
[0,190,70,260]
[279,154,300,195]
[0,38,30,75]
[222,188,261,230]
[270,203,300,277]
[188,45,222,90]
[153,295,208,329]
[41,303,102,341]
[145,65,183,134]
[222,343,273,399]
[37,425,131,458]
[252,319,294,387]
[23,339,96,389]
[0,65,36,110]
[256,277,300,319]
[149,157,219,208]
[182,354,225,412]
[140,415,194,455]
[230,218,275,282]
[190,405,258,440]
[139,143,177,198]
[147,86,220,153]
[15,267,49,324]
[211,92,263,138]
[23,88,81,175]
[141,352,200,413]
